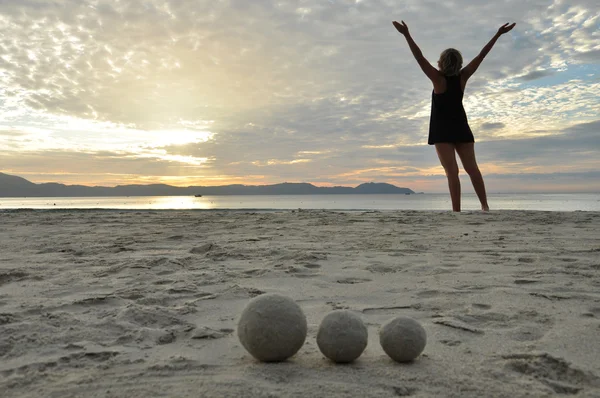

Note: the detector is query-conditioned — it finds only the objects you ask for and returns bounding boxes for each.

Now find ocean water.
[1,193,599,211]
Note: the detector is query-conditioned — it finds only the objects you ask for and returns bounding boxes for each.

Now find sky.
[0,0,598,193]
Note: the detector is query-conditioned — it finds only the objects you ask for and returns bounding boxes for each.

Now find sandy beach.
[1,209,599,397]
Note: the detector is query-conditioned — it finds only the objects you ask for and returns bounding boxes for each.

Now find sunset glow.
[0,0,598,192]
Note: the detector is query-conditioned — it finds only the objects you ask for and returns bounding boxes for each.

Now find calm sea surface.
[1,194,599,211]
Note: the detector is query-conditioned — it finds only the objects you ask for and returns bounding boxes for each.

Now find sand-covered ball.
[379,316,426,363]
[237,293,307,362]
[317,310,368,363]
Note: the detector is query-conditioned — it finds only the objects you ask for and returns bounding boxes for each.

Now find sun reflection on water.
[150,196,214,209]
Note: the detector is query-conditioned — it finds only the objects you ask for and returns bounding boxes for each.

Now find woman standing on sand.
[392,21,516,212]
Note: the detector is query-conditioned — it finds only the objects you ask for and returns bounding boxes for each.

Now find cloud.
[576,49,600,62]
[480,122,506,130]
[0,130,25,137]
[1,119,598,192]
[0,0,598,192]
[476,120,600,170]
[518,70,556,81]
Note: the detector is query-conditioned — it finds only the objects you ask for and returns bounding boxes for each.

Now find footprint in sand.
[507,325,547,342]
[514,279,540,285]
[285,266,320,278]
[246,288,265,297]
[63,351,120,364]
[529,292,572,301]
[166,287,197,295]
[191,326,234,340]
[302,263,321,269]
[94,264,128,278]
[439,339,462,346]
[242,268,270,277]
[0,270,30,286]
[153,280,173,285]
[456,311,550,330]
[194,292,218,300]
[442,263,462,268]
[1,350,122,378]
[327,301,350,310]
[366,263,398,274]
[0,313,19,325]
[560,258,578,263]
[582,307,600,318]
[436,308,552,337]
[501,353,600,394]
[190,243,217,254]
[362,305,413,315]
[278,252,328,263]
[112,246,134,253]
[416,290,440,298]
[517,257,536,264]
[336,277,372,284]
[389,386,417,396]
[156,269,176,276]
[433,318,484,334]
[71,295,122,306]
[388,251,405,258]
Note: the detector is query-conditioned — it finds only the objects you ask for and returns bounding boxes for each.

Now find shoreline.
[2,208,600,213]
[3,193,600,212]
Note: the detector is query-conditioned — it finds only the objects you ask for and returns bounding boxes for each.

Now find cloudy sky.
[0,0,598,193]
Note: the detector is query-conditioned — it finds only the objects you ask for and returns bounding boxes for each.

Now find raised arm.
[392,20,441,84]
[461,23,516,82]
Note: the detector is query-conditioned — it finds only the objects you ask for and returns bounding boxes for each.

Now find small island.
[0,173,416,197]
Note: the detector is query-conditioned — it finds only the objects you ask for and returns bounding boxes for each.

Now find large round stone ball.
[317,310,368,363]
[379,316,426,363]
[237,293,307,362]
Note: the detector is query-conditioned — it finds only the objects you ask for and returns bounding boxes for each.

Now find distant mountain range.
[0,172,415,197]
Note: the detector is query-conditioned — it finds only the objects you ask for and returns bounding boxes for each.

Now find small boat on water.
[194,194,202,197]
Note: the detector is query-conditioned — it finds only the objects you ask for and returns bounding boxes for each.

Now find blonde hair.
[439,48,463,76]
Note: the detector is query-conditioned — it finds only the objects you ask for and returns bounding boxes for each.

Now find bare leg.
[455,142,489,211]
[435,143,461,212]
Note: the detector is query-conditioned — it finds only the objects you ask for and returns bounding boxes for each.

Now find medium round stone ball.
[317,310,368,363]
[379,316,426,363]
[237,293,307,362]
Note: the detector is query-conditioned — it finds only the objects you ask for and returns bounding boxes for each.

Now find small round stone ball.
[379,316,427,363]
[317,310,368,363]
[237,293,307,362]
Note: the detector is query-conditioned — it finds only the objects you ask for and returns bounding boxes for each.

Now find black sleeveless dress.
[428,74,474,145]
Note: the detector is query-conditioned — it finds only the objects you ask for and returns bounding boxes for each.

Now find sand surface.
[1,209,599,397]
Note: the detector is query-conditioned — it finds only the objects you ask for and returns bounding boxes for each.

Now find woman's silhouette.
[392,21,515,212]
